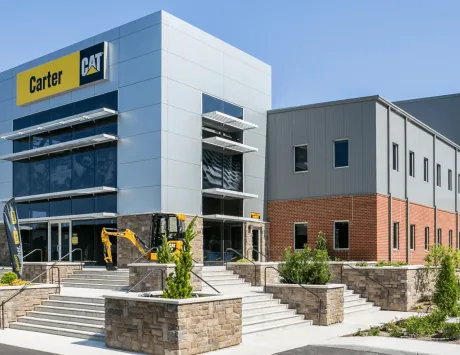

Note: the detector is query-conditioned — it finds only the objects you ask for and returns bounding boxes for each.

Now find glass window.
[334,140,349,168]
[202,149,243,192]
[425,227,429,251]
[95,193,117,213]
[17,203,30,219]
[424,158,429,182]
[202,93,243,119]
[410,224,415,250]
[49,199,71,217]
[223,101,243,119]
[72,196,95,215]
[223,199,243,216]
[13,116,30,130]
[31,111,50,126]
[95,145,117,187]
[409,151,415,177]
[392,143,399,171]
[294,145,308,172]
[294,223,308,250]
[436,164,441,187]
[334,221,349,249]
[437,228,442,245]
[72,122,95,140]
[72,96,95,115]
[72,220,95,262]
[30,201,49,219]
[449,230,453,248]
[448,169,452,191]
[29,159,50,195]
[94,91,118,110]
[72,149,95,189]
[31,134,50,149]
[49,128,72,145]
[393,222,399,250]
[13,161,29,197]
[95,116,118,136]
[49,154,72,192]
[222,154,242,191]
[13,138,30,153]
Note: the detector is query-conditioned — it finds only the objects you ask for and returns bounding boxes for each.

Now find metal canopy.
[202,111,258,132]
[202,214,263,223]
[202,136,258,154]
[1,108,117,140]
[8,186,118,203]
[0,134,117,161]
[19,212,118,223]
[202,188,258,199]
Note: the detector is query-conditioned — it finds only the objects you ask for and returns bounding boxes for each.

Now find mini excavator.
[101,213,186,270]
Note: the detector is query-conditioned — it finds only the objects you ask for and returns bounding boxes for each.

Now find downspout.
[387,106,392,262]
[404,116,409,264]
[433,134,437,245]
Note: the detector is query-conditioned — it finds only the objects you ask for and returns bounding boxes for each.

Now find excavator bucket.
[105,262,118,271]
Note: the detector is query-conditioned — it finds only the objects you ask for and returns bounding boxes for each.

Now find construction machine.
[101,213,186,270]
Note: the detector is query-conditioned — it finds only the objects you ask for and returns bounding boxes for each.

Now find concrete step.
[63,277,128,285]
[202,266,227,272]
[18,316,104,333]
[200,278,245,286]
[242,299,280,310]
[49,295,104,305]
[344,298,368,308]
[74,270,128,276]
[243,315,308,334]
[66,274,128,281]
[241,294,273,303]
[61,282,126,290]
[42,300,104,311]
[344,293,361,301]
[243,304,288,316]
[344,290,355,296]
[343,302,378,315]
[26,311,104,326]
[35,305,105,318]
[9,322,104,341]
[201,275,240,281]
[243,309,297,323]
[202,271,235,277]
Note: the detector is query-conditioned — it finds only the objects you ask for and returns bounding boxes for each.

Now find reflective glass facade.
[202,93,243,119]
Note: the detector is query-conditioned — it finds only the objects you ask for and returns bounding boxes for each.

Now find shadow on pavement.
[0,344,58,355]
[275,345,414,355]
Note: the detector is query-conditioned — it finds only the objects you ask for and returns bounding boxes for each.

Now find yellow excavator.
[101,213,186,270]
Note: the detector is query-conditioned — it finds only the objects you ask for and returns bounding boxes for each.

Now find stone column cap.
[103,292,242,305]
[265,283,345,289]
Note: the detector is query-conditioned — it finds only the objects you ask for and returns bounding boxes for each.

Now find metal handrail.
[340,264,390,311]
[59,248,83,270]
[127,268,165,293]
[264,266,323,326]
[191,269,220,294]
[1,265,60,329]
[130,247,156,264]
[23,249,43,262]
[246,247,269,262]
[224,248,257,285]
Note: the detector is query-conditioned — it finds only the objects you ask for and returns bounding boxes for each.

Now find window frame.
[410,224,415,251]
[448,230,453,248]
[436,164,441,187]
[393,222,399,250]
[293,222,308,250]
[424,226,429,251]
[448,169,452,191]
[333,220,350,250]
[409,151,415,177]
[293,144,308,173]
[392,143,399,171]
[437,228,442,245]
[333,139,349,169]
[423,158,429,182]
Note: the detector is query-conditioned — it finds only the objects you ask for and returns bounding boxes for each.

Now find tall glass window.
[72,149,95,190]
[202,149,242,192]
[294,145,308,172]
[202,93,243,119]
[334,139,349,168]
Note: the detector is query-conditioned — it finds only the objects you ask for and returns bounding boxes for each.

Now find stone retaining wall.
[22,262,81,283]
[105,293,242,355]
[128,263,203,292]
[264,284,344,325]
[226,262,280,286]
[329,262,377,283]
[0,284,58,327]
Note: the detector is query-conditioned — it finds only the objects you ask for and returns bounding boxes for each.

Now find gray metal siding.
[435,138,456,212]
[375,102,388,195]
[267,101,377,201]
[389,110,406,200]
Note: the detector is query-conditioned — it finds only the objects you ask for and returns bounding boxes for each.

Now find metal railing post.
[23,249,43,262]
[225,248,257,286]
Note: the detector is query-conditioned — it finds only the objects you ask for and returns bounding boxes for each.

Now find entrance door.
[252,229,260,261]
[48,221,72,261]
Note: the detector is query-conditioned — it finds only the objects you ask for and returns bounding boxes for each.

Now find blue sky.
[1,0,459,108]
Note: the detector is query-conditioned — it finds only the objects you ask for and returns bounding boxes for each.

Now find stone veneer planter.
[226,262,281,286]
[264,283,344,326]
[0,284,58,327]
[23,262,81,284]
[105,292,242,355]
[128,263,203,292]
[328,261,377,284]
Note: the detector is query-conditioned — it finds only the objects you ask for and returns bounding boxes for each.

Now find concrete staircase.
[10,295,104,340]
[343,285,380,316]
[201,266,312,334]
[61,269,129,290]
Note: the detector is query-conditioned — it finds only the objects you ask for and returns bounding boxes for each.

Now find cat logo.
[79,42,107,86]
[81,52,103,77]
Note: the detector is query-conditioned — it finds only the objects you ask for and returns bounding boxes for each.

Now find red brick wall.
[437,209,456,248]
[391,198,407,263]
[376,195,389,261]
[267,195,378,261]
[408,203,434,264]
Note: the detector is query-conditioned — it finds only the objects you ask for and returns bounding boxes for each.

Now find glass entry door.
[48,221,72,261]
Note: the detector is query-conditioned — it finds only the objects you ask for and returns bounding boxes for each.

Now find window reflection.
[202,93,243,119]
[50,154,72,192]
[30,160,50,195]
[95,146,117,187]
[72,149,95,189]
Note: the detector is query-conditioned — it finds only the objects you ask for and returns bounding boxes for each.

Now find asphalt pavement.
[0,344,57,355]
[275,345,416,355]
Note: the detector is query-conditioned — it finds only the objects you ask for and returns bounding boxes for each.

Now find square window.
[393,222,399,250]
[334,221,349,249]
[334,140,348,168]
[294,223,308,250]
[294,145,308,172]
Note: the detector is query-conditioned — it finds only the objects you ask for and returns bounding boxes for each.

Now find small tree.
[425,244,460,269]
[433,255,459,316]
[156,235,176,264]
[310,234,332,285]
[163,217,197,299]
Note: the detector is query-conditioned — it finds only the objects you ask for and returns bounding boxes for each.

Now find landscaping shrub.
[425,244,460,269]
[402,311,446,338]
[376,260,407,267]
[1,272,18,285]
[163,217,197,299]
[443,322,460,340]
[355,262,368,267]
[237,258,250,263]
[368,327,381,336]
[433,255,459,316]
[156,235,176,264]
[279,233,331,285]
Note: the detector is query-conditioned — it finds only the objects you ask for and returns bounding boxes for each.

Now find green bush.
[368,327,381,336]
[1,272,18,285]
[443,322,460,340]
[355,262,369,267]
[376,260,407,267]
[163,217,197,299]
[156,235,176,264]
[434,255,459,316]
[425,244,460,269]
[237,258,250,263]
[402,311,446,338]
[279,233,331,285]
[384,321,404,337]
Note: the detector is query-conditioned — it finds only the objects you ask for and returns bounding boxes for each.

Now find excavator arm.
[101,227,152,270]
